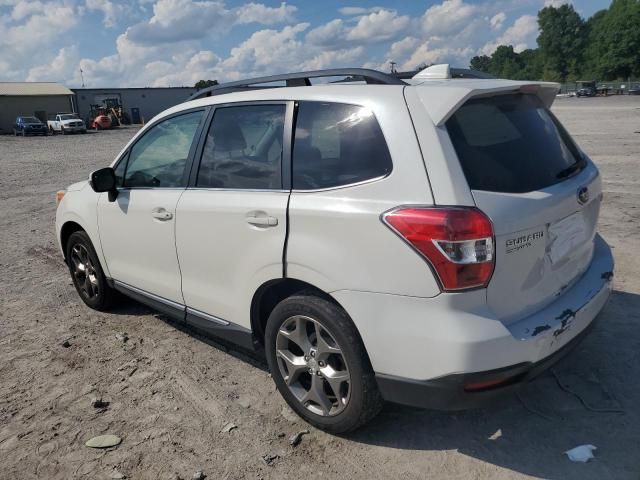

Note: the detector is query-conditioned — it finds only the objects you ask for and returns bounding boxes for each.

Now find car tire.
[265,294,383,433]
[66,231,115,311]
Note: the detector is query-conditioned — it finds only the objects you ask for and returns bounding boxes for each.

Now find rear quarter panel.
[286,88,441,297]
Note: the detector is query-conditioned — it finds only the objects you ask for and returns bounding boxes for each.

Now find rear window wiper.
[556,156,587,179]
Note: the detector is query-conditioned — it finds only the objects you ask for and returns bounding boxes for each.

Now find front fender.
[55,187,109,277]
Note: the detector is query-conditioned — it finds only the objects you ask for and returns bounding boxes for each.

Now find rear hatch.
[444,91,602,323]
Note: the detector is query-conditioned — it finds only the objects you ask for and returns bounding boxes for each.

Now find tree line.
[470,0,640,82]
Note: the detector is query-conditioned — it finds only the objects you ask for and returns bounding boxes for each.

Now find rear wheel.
[66,231,115,311]
[265,294,383,433]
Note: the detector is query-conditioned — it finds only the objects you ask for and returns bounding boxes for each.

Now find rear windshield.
[446,93,583,193]
[21,117,40,123]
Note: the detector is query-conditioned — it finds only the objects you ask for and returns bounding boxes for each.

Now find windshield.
[22,117,41,123]
[446,93,583,193]
[59,114,78,120]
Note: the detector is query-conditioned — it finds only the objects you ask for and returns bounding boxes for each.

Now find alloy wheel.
[70,244,100,300]
[275,315,351,417]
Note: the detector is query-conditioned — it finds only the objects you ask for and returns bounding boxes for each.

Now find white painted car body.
[56,67,614,409]
[48,114,86,133]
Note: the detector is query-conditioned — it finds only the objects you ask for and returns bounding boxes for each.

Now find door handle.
[151,207,173,221]
[246,215,278,227]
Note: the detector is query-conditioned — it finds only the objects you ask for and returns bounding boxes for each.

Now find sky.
[0,0,610,88]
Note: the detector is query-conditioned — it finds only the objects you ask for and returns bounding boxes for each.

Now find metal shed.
[0,83,75,133]
[72,87,196,125]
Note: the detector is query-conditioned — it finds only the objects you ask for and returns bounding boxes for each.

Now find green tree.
[470,55,491,73]
[587,0,640,79]
[517,49,544,80]
[194,79,219,90]
[489,45,524,79]
[537,4,587,81]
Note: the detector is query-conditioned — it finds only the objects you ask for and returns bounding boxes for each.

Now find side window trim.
[113,150,130,188]
[119,106,210,190]
[187,100,294,191]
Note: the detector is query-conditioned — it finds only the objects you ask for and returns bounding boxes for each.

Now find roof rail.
[188,68,406,100]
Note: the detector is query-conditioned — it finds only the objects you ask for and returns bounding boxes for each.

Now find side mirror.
[90,167,118,202]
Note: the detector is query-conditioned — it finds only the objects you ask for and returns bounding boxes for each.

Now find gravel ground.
[1,96,639,480]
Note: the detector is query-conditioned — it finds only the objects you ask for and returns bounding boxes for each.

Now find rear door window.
[292,102,392,190]
[446,94,584,193]
[196,104,286,190]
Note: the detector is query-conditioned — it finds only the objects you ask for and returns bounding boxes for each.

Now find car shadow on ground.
[109,295,269,372]
[347,289,640,479]
[107,289,639,479]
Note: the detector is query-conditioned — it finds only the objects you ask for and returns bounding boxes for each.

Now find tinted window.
[446,94,583,193]
[197,105,286,189]
[124,110,203,188]
[292,102,392,190]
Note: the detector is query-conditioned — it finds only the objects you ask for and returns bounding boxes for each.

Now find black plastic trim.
[113,280,185,321]
[110,279,256,352]
[189,68,406,100]
[185,309,254,351]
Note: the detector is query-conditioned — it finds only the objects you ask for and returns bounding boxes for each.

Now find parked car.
[13,116,47,136]
[576,80,597,97]
[48,113,87,135]
[55,65,614,433]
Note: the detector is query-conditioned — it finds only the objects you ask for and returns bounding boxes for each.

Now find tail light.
[383,207,495,291]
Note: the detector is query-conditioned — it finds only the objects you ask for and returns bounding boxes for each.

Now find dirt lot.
[1,96,639,480]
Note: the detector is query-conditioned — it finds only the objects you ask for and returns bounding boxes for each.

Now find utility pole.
[80,68,85,88]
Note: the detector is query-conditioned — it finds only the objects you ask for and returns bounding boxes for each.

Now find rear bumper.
[332,234,613,409]
[376,316,597,410]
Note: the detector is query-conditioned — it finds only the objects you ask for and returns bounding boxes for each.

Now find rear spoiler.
[411,80,560,127]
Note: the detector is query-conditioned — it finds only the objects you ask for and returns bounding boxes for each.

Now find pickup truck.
[48,113,87,135]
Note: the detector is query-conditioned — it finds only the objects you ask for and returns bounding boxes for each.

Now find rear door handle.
[246,215,278,227]
[151,207,173,221]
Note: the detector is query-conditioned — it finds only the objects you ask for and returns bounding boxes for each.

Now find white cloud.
[481,14,538,54]
[346,9,411,42]
[27,46,80,82]
[400,41,475,71]
[10,1,45,21]
[305,19,345,46]
[338,6,384,16]
[0,0,554,87]
[86,0,122,28]
[490,12,506,30]
[544,0,572,6]
[421,0,478,36]
[235,2,296,25]
[126,0,298,45]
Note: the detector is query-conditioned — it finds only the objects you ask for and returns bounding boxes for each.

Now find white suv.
[56,65,614,433]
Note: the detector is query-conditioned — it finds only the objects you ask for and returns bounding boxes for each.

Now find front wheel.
[66,231,115,311]
[265,294,383,433]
